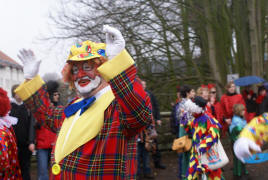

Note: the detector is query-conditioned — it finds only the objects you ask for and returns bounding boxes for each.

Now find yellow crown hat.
[67,40,106,62]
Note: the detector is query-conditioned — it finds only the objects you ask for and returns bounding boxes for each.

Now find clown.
[15,25,152,179]
[234,113,267,163]
[0,87,22,179]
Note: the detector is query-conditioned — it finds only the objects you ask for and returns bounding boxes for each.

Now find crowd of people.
[170,82,268,179]
[0,25,268,180]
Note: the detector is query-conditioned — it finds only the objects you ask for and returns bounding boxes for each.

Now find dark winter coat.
[10,100,35,147]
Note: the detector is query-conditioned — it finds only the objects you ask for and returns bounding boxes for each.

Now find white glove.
[17,49,41,79]
[103,25,125,60]
[234,137,261,163]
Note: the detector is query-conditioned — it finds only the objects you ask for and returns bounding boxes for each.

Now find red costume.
[0,88,22,180]
[15,49,151,179]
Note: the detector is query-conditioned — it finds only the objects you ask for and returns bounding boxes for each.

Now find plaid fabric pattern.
[24,64,151,180]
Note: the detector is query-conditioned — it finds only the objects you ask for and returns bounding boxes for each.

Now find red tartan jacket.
[23,63,152,179]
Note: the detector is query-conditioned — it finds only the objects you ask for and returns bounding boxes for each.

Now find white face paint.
[74,76,101,95]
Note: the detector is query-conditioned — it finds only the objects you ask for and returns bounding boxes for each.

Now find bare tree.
[45,0,268,109]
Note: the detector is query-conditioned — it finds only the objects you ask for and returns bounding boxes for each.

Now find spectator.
[0,87,22,179]
[206,84,223,122]
[141,80,166,170]
[245,92,257,122]
[10,84,35,180]
[176,85,195,180]
[35,80,61,180]
[137,124,155,179]
[196,85,209,100]
[256,85,267,115]
[229,104,248,178]
[170,85,181,137]
[220,81,247,136]
[242,85,254,101]
[260,94,268,115]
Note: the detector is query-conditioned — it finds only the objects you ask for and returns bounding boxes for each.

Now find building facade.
[0,51,24,97]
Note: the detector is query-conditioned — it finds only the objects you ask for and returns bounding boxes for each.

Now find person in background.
[244,91,257,122]
[10,84,35,180]
[35,80,61,180]
[141,80,166,170]
[176,85,195,180]
[196,86,209,101]
[170,85,181,137]
[256,85,267,115]
[229,104,248,178]
[206,84,223,122]
[136,114,155,179]
[0,87,22,179]
[242,85,254,101]
[220,81,247,136]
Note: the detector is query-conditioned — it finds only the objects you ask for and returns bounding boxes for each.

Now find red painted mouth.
[78,79,91,87]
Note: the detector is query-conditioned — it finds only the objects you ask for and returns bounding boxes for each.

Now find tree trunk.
[203,0,223,94]
[248,0,263,77]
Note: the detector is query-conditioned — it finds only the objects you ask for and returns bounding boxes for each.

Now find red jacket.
[36,126,56,149]
[220,93,247,135]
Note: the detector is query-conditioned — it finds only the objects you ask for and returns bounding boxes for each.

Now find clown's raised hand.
[103,25,125,60]
[234,137,261,163]
[17,49,41,79]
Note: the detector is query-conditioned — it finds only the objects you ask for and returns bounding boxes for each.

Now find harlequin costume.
[15,40,152,179]
[229,115,248,176]
[182,97,223,180]
[0,88,22,180]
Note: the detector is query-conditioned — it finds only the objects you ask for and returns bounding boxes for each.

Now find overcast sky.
[0,0,69,76]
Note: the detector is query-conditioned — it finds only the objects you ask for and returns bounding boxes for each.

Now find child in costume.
[182,96,223,180]
[0,87,22,180]
[229,104,248,177]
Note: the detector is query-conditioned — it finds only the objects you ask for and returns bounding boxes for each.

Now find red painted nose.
[75,69,96,80]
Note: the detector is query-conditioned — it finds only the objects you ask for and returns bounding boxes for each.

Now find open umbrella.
[244,150,268,164]
[234,76,265,86]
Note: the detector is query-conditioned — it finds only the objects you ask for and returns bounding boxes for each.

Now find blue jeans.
[37,148,52,180]
[137,142,151,176]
